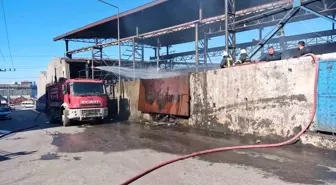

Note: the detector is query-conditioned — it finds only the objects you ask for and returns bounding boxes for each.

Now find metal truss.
[91,47,106,80]
[204,0,321,37]
[224,0,236,61]
[199,37,213,66]
[66,38,114,44]
[121,38,144,67]
[249,6,301,58]
[155,29,336,65]
[63,0,336,73]
[67,0,314,55]
[67,20,198,55]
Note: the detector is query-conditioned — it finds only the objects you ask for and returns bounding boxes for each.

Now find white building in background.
[37,71,47,100]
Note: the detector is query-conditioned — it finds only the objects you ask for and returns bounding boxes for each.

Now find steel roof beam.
[65,0,323,55]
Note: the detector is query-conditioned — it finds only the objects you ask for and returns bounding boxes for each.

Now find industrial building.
[0,82,37,100]
[49,0,336,121]
[52,0,336,81]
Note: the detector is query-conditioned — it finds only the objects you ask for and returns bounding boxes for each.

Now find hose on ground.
[120,54,318,185]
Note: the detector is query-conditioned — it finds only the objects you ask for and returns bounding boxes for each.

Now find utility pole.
[98,0,121,115]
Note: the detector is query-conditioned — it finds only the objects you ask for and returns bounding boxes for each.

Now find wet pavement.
[0,108,55,132]
[0,111,336,185]
[49,123,336,185]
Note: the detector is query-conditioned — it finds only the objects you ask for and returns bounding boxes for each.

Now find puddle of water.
[40,153,60,160]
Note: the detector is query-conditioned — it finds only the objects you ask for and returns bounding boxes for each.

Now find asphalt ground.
[0,110,336,185]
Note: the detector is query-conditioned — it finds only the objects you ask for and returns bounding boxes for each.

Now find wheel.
[62,109,72,127]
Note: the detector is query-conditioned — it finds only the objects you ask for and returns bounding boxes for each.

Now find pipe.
[225,0,229,54]
[120,54,318,185]
[195,23,199,72]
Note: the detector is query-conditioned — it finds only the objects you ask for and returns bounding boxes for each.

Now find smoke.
[96,65,218,79]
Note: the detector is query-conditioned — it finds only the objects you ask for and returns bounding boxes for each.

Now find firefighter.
[238,49,250,64]
[220,51,233,68]
[295,41,312,57]
[260,46,282,62]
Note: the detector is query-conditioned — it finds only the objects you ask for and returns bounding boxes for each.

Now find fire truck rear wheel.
[62,109,71,127]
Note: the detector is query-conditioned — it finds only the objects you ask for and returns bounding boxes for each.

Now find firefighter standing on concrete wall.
[237,49,251,64]
[220,51,233,68]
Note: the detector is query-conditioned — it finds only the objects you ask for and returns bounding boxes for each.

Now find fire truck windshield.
[72,82,106,96]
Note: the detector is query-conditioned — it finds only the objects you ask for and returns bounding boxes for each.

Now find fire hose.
[120,54,318,185]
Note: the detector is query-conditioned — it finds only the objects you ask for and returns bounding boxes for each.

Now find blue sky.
[0,0,333,83]
[0,0,153,83]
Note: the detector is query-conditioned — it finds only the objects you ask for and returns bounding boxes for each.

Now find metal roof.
[53,0,279,43]
[54,0,334,47]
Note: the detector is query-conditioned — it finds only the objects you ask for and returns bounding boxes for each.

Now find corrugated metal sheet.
[138,75,189,117]
[316,60,336,133]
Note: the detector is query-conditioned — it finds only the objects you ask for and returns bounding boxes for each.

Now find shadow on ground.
[0,150,37,162]
[0,110,59,137]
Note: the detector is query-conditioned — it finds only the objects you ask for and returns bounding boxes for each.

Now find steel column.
[91,45,104,80]
[166,46,169,69]
[199,0,203,22]
[132,38,136,80]
[156,39,160,73]
[141,45,144,69]
[91,50,95,80]
[259,28,263,56]
[204,34,208,67]
[100,47,103,79]
[224,0,236,61]
[195,23,199,72]
[225,0,229,53]
[65,40,72,59]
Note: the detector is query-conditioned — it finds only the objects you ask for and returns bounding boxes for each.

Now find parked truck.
[46,78,108,126]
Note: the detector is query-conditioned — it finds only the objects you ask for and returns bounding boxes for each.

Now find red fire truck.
[46,78,108,126]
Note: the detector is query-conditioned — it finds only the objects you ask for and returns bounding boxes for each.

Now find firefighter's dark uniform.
[220,56,233,68]
[239,53,251,63]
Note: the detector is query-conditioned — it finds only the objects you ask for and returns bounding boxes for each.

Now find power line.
[1,68,45,71]
[1,0,14,68]
[0,48,6,63]
[0,77,38,79]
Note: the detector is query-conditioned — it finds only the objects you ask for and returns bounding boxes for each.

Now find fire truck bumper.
[68,108,108,120]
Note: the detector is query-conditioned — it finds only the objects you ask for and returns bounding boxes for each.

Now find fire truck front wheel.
[62,109,72,127]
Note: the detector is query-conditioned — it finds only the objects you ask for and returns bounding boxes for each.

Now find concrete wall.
[46,58,70,84]
[117,80,141,120]
[106,80,141,121]
[37,72,47,99]
[189,56,317,138]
